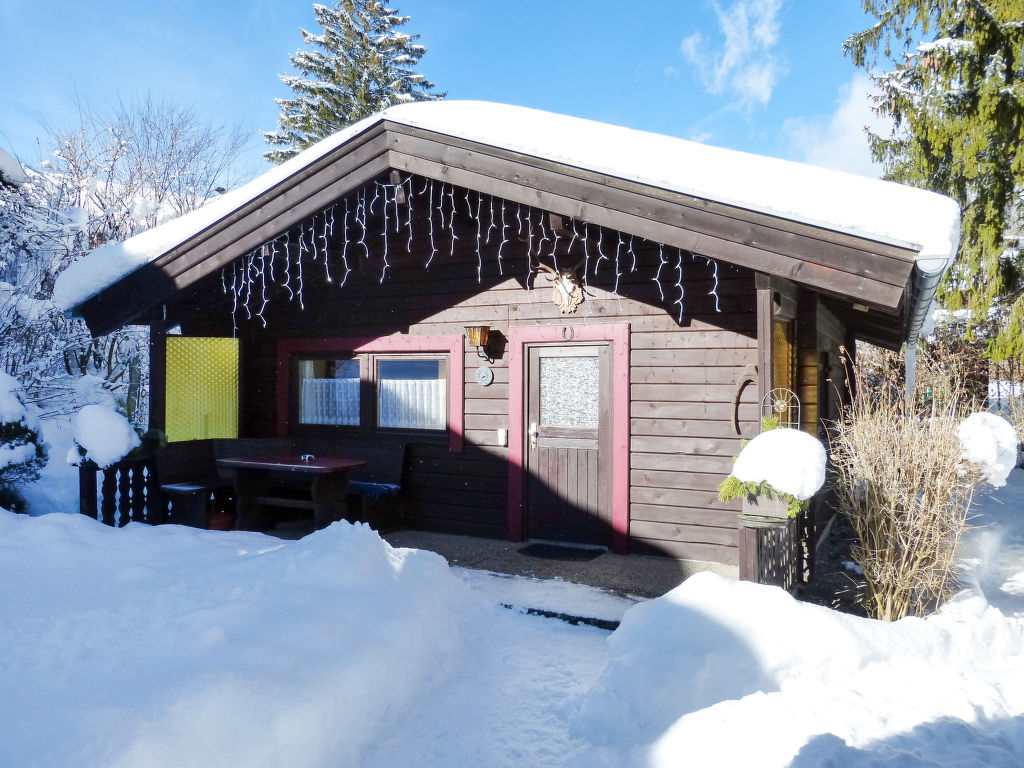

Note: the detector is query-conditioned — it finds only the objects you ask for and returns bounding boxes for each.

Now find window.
[296,357,360,426]
[377,358,447,430]
[278,335,463,451]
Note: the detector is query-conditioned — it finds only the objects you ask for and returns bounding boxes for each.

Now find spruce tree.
[263,1,442,164]
[845,1,1024,361]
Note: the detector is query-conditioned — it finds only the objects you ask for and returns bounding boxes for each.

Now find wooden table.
[216,455,366,531]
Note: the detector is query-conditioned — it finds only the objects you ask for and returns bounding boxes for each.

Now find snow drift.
[0,514,478,768]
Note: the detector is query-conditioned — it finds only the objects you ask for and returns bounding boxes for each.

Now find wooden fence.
[79,453,168,526]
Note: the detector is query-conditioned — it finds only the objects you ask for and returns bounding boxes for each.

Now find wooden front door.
[524,344,612,545]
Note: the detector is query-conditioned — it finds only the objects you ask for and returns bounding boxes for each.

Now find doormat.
[517,543,605,561]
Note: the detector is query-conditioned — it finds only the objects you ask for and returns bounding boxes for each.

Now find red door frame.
[507,323,630,553]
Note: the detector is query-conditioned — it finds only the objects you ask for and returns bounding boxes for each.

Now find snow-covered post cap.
[719,428,827,518]
[958,412,1017,488]
[67,405,141,469]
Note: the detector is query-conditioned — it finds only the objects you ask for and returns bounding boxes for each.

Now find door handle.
[528,422,538,450]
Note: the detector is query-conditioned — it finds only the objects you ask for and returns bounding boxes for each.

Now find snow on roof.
[54,101,961,312]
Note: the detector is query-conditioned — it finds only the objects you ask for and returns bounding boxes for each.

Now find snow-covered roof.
[54,101,961,312]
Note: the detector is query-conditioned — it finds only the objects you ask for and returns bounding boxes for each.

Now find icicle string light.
[673,249,685,324]
[653,243,667,302]
[426,180,438,268]
[706,257,721,312]
[447,184,458,258]
[221,172,701,329]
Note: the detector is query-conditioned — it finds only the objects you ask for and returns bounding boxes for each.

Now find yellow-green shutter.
[165,337,239,442]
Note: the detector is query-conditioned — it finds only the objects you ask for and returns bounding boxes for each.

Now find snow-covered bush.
[829,358,1006,621]
[67,404,140,469]
[0,372,47,509]
[958,412,1017,487]
[718,426,827,517]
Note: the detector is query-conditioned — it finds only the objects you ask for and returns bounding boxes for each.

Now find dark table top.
[216,455,367,474]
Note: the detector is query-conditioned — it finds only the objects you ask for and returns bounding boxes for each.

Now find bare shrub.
[829,353,983,621]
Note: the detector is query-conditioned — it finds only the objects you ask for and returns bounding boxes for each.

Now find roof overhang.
[67,112,930,339]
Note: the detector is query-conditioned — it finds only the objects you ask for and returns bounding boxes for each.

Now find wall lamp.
[464,324,493,363]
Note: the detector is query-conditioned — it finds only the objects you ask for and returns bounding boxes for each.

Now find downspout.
[903,259,953,401]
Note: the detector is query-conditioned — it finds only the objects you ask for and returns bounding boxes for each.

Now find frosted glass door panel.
[540,355,599,427]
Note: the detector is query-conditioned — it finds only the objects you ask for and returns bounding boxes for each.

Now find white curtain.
[378,379,446,430]
[300,378,360,425]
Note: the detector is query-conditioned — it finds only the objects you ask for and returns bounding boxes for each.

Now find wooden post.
[148,318,167,434]
[755,272,774,411]
[79,461,98,519]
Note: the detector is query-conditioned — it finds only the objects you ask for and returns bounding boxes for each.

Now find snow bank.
[0,371,39,432]
[55,101,960,311]
[573,572,1024,766]
[0,147,29,186]
[960,412,1018,488]
[0,514,478,768]
[730,427,827,500]
[68,404,140,468]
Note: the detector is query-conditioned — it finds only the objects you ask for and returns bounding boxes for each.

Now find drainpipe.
[903,260,950,400]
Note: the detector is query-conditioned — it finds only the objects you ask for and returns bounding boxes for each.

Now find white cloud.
[782,73,893,178]
[680,0,786,106]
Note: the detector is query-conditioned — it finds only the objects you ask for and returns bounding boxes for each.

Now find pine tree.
[845,1,1024,361]
[263,1,443,164]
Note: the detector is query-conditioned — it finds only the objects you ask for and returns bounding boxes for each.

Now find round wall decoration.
[475,365,494,386]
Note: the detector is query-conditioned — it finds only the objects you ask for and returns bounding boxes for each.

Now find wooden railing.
[79,452,167,526]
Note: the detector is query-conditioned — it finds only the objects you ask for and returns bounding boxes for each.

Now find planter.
[741,494,791,520]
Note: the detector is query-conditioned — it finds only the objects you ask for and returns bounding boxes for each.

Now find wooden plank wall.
[170,178,761,564]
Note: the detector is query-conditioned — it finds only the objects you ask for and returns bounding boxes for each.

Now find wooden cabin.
[58,101,959,570]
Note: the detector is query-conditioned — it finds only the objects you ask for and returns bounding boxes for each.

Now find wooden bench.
[153,440,234,528]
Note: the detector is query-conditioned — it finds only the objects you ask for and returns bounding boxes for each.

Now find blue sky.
[0,0,887,184]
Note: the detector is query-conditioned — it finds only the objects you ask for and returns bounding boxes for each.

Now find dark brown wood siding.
[167,176,761,563]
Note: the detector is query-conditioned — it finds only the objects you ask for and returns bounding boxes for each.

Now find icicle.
[369,183,381,215]
[568,219,579,255]
[447,183,457,258]
[464,189,473,218]
[340,198,352,287]
[426,180,438,268]
[628,235,638,273]
[550,224,561,271]
[230,261,239,334]
[653,242,667,302]
[242,252,253,320]
[288,232,303,310]
[706,257,721,312]
[537,214,549,257]
[357,189,369,259]
[323,206,334,284]
[436,182,447,231]
[485,196,496,245]
[527,211,535,258]
[613,233,623,299]
[496,200,507,275]
[405,178,414,253]
[276,237,292,301]
[256,245,268,327]
[380,183,390,283]
[595,227,607,272]
[516,203,523,238]
[220,266,227,295]
[673,249,685,324]
[475,191,483,283]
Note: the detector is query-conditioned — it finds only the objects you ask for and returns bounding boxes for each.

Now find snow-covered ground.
[2,472,1024,767]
